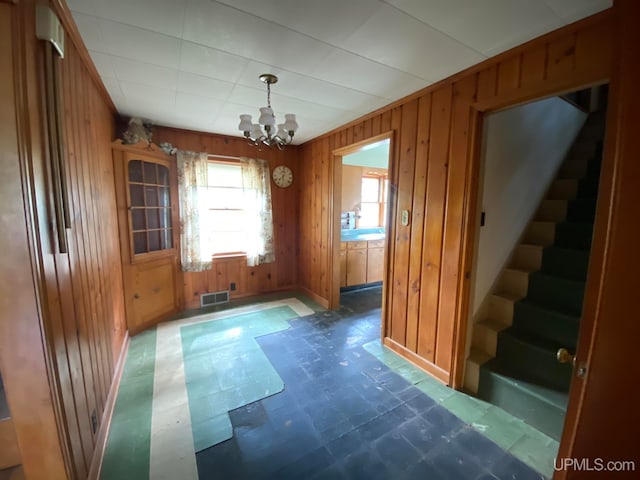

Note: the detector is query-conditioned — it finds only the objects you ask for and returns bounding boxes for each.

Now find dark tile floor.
[196,287,544,479]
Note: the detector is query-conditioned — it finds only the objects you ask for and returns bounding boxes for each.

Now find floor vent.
[200,290,230,307]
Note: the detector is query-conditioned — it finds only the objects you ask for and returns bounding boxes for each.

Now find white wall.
[471,97,587,315]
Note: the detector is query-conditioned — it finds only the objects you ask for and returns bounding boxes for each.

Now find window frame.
[360,174,388,228]
[205,159,248,258]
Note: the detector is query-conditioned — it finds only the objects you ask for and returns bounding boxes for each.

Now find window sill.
[211,253,247,263]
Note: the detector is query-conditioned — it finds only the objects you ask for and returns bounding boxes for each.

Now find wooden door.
[113,141,182,334]
[556,1,640,476]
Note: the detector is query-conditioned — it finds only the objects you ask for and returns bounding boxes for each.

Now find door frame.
[329,132,395,315]
[454,84,616,476]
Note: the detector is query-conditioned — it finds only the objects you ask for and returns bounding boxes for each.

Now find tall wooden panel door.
[113,141,182,334]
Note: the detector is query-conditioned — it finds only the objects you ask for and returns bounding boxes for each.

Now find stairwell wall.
[471,97,587,319]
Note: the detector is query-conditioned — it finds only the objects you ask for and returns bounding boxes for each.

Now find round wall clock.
[272,165,293,188]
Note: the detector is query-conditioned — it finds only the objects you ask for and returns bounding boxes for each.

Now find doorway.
[332,134,391,310]
[464,86,608,447]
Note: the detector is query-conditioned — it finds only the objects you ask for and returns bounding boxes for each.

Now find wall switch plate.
[401,209,410,226]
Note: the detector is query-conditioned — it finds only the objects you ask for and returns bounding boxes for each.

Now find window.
[128,159,173,254]
[177,151,275,271]
[359,175,388,227]
[202,162,246,257]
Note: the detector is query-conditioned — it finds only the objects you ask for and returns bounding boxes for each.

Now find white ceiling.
[67,0,611,145]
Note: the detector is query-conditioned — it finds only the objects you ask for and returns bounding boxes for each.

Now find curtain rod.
[208,154,242,161]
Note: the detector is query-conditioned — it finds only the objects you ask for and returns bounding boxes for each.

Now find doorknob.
[557,348,576,366]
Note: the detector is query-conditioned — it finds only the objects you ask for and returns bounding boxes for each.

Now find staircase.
[466,111,606,440]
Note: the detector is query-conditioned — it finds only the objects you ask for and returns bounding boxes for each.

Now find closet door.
[113,142,182,334]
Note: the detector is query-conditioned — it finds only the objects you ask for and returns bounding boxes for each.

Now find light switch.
[401,209,410,226]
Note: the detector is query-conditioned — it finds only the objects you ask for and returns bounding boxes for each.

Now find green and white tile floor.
[101,293,557,479]
[363,340,559,478]
[100,298,315,480]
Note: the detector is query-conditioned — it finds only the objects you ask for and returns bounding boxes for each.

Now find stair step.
[497,268,530,298]
[473,317,509,357]
[489,292,521,326]
[558,158,588,179]
[566,198,597,223]
[554,222,594,250]
[535,199,567,222]
[524,221,555,247]
[547,178,578,200]
[527,271,586,316]
[512,299,580,350]
[577,175,600,198]
[541,246,590,281]
[494,330,573,391]
[464,347,493,394]
[510,244,543,271]
[478,358,569,440]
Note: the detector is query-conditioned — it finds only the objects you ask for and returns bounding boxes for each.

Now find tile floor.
[101,287,557,480]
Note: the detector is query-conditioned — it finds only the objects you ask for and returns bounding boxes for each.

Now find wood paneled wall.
[154,126,300,308]
[0,0,126,478]
[298,11,613,384]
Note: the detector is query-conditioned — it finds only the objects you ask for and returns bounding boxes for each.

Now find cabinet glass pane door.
[128,160,173,254]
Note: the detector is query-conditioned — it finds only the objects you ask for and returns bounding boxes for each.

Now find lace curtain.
[177,150,211,272]
[240,157,275,266]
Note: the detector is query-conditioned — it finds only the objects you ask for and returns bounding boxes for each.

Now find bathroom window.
[360,175,387,227]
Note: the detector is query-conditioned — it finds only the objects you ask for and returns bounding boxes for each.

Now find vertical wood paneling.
[546,34,577,82]
[153,126,300,307]
[417,86,452,362]
[298,10,612,385]
[389,100,418,344]
[435,76,477,371]
[497,55,521,96]
[405,94,432,351]
[520,45,547,89]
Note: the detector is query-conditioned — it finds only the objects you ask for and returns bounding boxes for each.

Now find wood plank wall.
[298,11,613,384]
[154,126,300,308]
[0,0,126,477]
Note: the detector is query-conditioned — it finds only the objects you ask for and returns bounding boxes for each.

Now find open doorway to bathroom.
[334,135,391,308]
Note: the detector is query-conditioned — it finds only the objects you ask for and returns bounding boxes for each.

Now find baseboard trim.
[298,286,330,309]
[382,337,450,385]
[87,332,130,480]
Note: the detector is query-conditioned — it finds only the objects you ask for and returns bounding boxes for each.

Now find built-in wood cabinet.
[342,239,384,287]
[367,240,385,284]
[112,141,183,334]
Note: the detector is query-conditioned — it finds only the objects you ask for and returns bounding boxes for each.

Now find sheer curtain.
[240,157,275,266]
[177,150,211,272]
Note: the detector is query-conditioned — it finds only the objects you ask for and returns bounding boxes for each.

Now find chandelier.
[238,74,299,149]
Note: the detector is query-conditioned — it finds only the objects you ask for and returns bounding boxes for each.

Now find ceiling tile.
[94,0,188,38]
[87,51,118,79]
[177,72,235,100]
[214,0,379,46]
[387,0,564,57]
[235,61,389,113]
[99,19,182,68]
[311,49,429,99]
[342,3,485,80]
[111,57,179,90]
[101,76,125,101]
[183,0,335,75]
[179,41,249,83]
[71,13,106,53]
[543,0,612,23]
[67,0,97,16]
[119,81,177,115]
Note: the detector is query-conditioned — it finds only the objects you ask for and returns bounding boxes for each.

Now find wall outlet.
[230,282,236,291]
